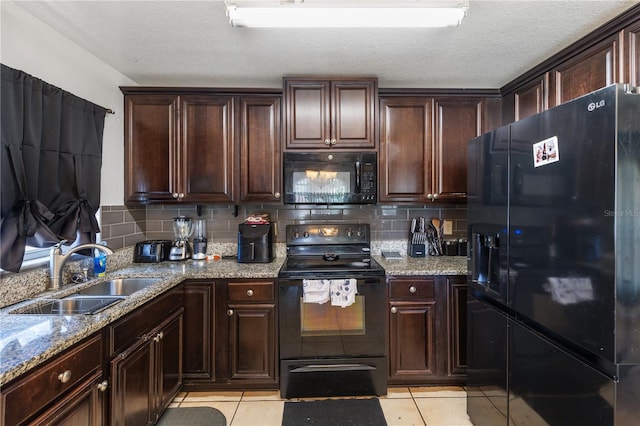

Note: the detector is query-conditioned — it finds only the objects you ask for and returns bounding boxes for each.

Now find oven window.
[300,296,365,336]
[292,170,350,203]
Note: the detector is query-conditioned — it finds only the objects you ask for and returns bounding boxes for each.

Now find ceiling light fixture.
[225,1,469,28]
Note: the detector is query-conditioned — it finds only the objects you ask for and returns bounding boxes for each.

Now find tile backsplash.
[101,203,468,249]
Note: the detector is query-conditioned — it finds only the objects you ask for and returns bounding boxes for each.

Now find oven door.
[279,276,387,398]
[279,276,386,359]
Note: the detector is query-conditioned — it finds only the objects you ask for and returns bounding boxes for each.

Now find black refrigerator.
[467,84,640,426]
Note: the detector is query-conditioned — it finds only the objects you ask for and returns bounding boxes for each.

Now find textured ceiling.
[11,0,639,88]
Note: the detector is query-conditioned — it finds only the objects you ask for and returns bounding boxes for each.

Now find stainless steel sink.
[73,277,162,297]
[10,297,123,315]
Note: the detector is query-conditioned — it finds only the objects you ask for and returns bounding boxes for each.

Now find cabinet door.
[447,277,468,377]
[549,34,619,107]
[155,310,183,421]
[624,20,640,86]
[238,96,282,203]
[181,95,235,203]
[284,78,377,149]
[388,301,437,383]
[284,79,331,149]
[227,304,277,383]
[331,79,377,149]
[433,98,483,202]
[513,76,547,121]
[182,281,215,383]
[124,94,179,203]
[379,97,433,203]
[110,339,154,426]
[31,371,105,426]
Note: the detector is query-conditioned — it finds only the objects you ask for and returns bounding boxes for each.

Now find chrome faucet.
[49,240,114,290]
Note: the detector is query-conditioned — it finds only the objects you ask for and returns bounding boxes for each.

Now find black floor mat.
[282,398,387,426]
[157,407,226,426]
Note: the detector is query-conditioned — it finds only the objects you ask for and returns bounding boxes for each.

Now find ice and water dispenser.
[471,231,502,292]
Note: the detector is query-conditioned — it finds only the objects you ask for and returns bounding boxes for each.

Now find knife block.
[408,243,426,257]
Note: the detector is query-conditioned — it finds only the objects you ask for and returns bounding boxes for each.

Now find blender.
[192,218,207,260]
[169,216,194,260]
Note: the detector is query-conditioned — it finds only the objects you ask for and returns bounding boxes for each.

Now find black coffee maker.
[237,223,275,263]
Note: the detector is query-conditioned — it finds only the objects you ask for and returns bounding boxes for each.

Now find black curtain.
[1,64,107,272]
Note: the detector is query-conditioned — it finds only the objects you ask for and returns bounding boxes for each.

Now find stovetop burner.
[278,224,385,279]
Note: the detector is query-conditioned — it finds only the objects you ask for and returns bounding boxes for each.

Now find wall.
[0,2,135,206]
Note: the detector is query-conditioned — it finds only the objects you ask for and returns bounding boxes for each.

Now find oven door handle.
[354,161,362,194]
[290,364,376,373]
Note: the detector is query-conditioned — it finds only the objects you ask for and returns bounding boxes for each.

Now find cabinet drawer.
[1,334,102,426]
[228,281,275,302]
[109,286,183,356]
[389,278,435,299]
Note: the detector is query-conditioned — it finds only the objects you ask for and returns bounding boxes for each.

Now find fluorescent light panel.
[225,1,469,28]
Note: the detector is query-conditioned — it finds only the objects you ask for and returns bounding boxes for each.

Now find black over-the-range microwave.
[283,152,377,204]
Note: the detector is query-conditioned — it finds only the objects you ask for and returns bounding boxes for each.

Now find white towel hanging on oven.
[330,279,358,308]
[302,279,330,304]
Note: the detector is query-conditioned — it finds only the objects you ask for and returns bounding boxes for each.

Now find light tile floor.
[169,386,474,425]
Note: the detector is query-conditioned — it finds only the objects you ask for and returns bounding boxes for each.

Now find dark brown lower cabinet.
[0,333,106,426]
[32,370,105,425]
[388,275,467,386]
[182,279,278,391]
[182,280,216,383]
[108,285,184,426]
[110,308,183,426]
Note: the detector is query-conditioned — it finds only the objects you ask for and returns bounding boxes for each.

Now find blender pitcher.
[193,218,207,260]
[169,216,194,260]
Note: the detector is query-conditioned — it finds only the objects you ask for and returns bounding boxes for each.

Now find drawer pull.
[391,307,398,314]
[97,380,109,392]
[227,309,234,316]
[246,289,254,297]
[409,286,417,294]
[58,370,72,384]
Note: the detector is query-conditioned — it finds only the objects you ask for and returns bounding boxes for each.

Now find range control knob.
[293,231,300,239]
[346,229,353,237]
[303,231,310,238]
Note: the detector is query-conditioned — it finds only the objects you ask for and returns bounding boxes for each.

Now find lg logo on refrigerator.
[588,100,606,111]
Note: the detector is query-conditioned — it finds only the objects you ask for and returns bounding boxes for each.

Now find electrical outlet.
[443,220,453,235]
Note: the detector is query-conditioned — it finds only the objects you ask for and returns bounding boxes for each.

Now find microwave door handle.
[355,161,362,193]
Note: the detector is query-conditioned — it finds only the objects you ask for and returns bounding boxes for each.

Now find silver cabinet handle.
[390,306,398,314]
[274,192,281,199]
[409,286,417,294]
[227,309,234,316]
[330,139,337,145]
[58,370,72,384]
[178,193,185,199]
[247,289,254,297]
[153,331,164,342]
[172,193,179,199]
[97,380,109,392]
[324,139,331,145]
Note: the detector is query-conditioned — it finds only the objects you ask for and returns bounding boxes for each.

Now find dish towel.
[330,278,358,308]
[303,279,330,304]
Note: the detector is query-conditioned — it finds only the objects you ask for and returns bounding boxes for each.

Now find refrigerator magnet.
[533,135,559,168]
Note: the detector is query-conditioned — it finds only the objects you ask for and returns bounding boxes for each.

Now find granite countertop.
[374,254,467,276]
[0,258,284,386]
[0,253,467,386]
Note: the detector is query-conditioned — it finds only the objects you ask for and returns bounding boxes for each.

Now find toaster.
[134,240,172,263]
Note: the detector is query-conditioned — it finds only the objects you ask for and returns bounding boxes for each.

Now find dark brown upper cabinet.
[284,77,377,150]
[548,33,619,108]
[502,5,639,123]
[379,95,499,204]
[122,88,282,204]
